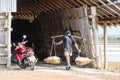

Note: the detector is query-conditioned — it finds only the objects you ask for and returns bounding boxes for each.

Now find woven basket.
[44,56,61,64]
[75,56,93,66]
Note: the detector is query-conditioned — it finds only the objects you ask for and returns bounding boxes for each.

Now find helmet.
[65,30,71,36]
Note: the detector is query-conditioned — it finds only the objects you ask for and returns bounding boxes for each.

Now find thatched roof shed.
[0,0,120,68]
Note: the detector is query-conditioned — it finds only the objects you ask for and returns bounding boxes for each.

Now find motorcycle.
[12,35,37,70]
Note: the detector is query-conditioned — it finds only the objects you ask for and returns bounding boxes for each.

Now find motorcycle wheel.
[21,65,27,69]
[30,62,35,70]
[18,61,27,69]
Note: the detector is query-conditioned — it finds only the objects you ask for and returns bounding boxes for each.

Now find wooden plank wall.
[34,6,94,63]
[0,13,8,67]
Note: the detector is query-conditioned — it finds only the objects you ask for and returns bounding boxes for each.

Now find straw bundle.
[75,56,93,66]
[44,56,61,64]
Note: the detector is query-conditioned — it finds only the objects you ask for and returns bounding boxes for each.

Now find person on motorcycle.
[52,30,81,70]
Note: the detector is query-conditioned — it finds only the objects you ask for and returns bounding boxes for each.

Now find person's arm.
[71,37,79,50]
[74,43,79,50]
[53,36,64,45]
[56,40,63,45]
[74,43,81,54]
[75,43,79,50]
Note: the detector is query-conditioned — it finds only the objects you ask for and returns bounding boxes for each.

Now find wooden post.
[91,7,101,68]
[7,12,12,68]
[103,24,107,69]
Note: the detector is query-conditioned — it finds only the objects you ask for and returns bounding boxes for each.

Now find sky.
[98,26,120,36]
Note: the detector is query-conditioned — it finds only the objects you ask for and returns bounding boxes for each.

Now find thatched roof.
[12,0,120,26]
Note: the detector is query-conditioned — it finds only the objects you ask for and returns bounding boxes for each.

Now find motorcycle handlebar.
[21,41,28,44]
[12,41,28,47]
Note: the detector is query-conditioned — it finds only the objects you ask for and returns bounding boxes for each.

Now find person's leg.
[65,55,71,66]
[64,52,71,70]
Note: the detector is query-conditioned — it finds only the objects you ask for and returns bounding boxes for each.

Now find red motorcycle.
[13,35,37,70]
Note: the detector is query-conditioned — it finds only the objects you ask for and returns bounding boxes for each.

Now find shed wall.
[32,6,94,64]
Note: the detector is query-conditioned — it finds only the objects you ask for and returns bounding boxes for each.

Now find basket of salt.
[44,38,61,64]
[75,56,93,66]
[44,56,61,64]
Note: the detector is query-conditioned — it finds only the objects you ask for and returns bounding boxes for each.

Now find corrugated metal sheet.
[0,0,16,12]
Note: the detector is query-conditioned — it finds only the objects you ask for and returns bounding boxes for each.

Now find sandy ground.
[107,62,120,73]
[0,63,120,80]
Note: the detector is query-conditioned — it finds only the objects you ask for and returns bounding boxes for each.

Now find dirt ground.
[0,63,120,80]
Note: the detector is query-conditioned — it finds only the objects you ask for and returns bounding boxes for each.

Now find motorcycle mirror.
[13,43,16,46]
[23,35,27,39]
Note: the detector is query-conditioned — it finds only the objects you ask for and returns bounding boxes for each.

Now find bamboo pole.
[51,35,82,39]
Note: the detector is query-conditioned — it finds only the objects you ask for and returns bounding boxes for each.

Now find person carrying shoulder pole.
[52,30,81,70]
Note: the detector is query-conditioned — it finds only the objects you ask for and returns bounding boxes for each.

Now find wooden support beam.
[41,1,56,11]
[38,1,50,11]
[98,0,120,16]
[90,0,116,17]
[49,0,61,9]
[52,1,65,9]
[91,6,101,69]
[51,0,62,9]
[27,0,44,12]
[0,28,7,31]
[59,0,70,8]
[75,0,104,19]
[0,15,7,20]
[107,0,120,12]
[68,0,80,7]
[103,24,107,69]
[75,0,85,6]
[0,44,7,48]
[18,1,31,13]
[63,0,74,8]
[44,0,59,10]
[83,0,110,18]
[6,12,12,68]
[22,0,36,13]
